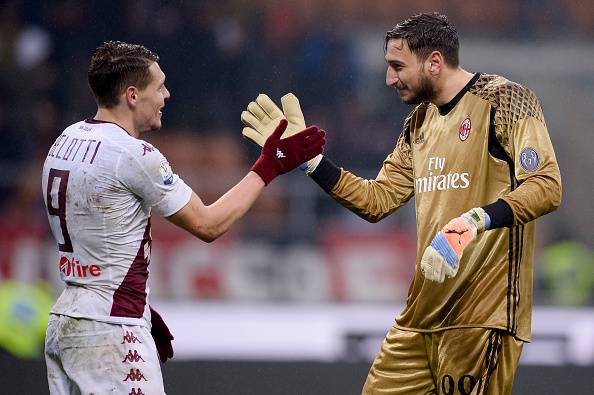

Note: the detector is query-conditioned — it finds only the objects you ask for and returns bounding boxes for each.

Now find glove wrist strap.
[462,207,491,234]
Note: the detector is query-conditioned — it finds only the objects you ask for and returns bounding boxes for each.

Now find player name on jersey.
[47,129,102,164]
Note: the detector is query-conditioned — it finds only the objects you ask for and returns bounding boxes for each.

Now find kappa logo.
[459,118,472,141]
[121,331,142,344]
[142,143,154,156]
[276,148,286,159]
[122,350,145,363]
[129,389,145,395]
[123,368,147,382]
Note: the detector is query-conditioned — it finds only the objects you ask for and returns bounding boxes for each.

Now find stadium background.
[0,0,593,393]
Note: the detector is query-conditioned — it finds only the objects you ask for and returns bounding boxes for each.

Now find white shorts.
[45,314,165,395]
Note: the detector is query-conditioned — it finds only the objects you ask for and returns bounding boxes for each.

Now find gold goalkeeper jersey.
[328,73,561,341]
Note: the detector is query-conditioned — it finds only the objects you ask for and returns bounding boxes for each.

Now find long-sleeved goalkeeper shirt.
[312,73,562,341]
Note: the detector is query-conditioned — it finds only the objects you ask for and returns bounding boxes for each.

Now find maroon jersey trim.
[110,218,151,318]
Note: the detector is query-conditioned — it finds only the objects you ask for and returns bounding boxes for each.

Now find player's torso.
[42,120,152,324]
[410,93,511,247]
[399,88,528,335]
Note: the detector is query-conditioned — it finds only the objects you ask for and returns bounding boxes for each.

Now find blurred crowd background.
[0,0,593,362]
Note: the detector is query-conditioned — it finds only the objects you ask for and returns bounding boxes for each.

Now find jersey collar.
[437,72,481,116]
[84,118,134,136]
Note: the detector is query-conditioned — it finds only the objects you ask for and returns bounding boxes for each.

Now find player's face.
[385,39,435,105]
[134,62,170,133]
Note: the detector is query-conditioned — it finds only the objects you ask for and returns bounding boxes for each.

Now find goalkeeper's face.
[385,39,435,105]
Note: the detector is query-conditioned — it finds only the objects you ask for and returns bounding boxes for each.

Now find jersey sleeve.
[329,117,416,223]
[495,84,562,224]
[118,142,193,217]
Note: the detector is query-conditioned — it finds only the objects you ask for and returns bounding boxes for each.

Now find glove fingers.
[302,132,326,151]
[281,93,306,129]
[256,94,283,119]
[421,246,445,283]
[247,101,268,121]
[302,134,326,159]
[271,119,289,139]
[241,111,262,130]
[242,127,265,147]
[289,125,319,141]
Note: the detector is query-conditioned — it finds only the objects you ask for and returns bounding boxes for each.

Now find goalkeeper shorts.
[362,325,523,395]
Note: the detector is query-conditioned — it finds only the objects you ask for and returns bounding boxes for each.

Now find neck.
[432,67,475,107]
[94,107,138,138]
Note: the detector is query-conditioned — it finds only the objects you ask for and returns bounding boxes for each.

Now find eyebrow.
[386,59,405,67]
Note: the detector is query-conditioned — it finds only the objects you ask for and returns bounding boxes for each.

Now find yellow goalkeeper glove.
[420,207,491,283]
[241,93,322,174]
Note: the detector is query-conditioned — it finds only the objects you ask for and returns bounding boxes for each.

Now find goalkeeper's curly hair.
[88,41,159,108]
[385,12,459,68]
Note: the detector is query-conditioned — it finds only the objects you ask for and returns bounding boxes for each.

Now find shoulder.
[119,137,166,167]
[471,74,544,121]
[118,138,175,185]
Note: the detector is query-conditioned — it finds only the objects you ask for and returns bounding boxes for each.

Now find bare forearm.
[167,172,265,242]
[204,171,265,238]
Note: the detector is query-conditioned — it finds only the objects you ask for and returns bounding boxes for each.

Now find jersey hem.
[394,323,530,342]
[49,311,150,328]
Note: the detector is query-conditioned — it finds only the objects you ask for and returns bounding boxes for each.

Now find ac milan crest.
[459,118,472,141]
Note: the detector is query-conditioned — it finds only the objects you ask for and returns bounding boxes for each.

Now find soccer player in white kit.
[42,41,325,395]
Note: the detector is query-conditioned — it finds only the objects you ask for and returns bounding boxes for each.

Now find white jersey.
[42,119,192,327]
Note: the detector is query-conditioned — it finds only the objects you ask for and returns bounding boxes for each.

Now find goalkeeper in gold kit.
[241,12,561,395]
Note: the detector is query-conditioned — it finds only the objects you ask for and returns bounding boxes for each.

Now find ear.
[124,86,139,107]
[427,50,444,75]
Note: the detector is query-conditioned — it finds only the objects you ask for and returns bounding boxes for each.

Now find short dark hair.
[87,41,159,108]
[385,13,459,67]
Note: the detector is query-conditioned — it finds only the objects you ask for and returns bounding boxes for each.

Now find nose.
[386,67,398,87]
[164,86,171,100]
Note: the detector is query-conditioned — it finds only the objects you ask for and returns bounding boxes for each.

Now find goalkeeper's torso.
[396,73,535,341]
[330,73,557,341]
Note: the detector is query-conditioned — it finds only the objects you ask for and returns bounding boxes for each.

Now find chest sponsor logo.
[459,118,472,141]
[59,256,101,277]
[519,147,540,172]
[415,156,470,193]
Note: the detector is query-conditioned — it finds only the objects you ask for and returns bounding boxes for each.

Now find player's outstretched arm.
[241,92,417,223]
[167,119,325,242]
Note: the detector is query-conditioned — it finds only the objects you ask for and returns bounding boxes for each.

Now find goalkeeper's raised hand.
[420,208,491,283]
[241,93,322,174]
[251,119,325,185]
